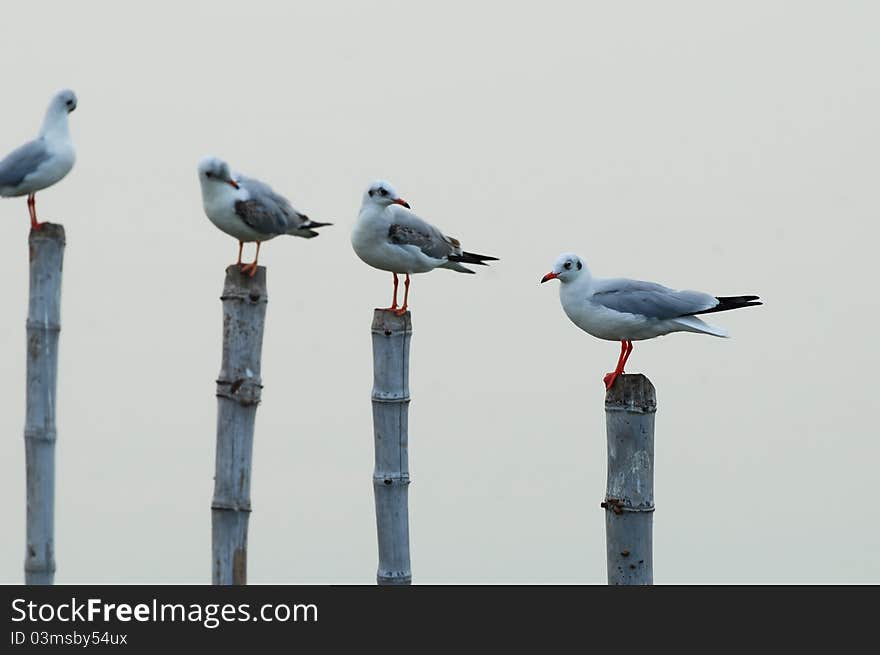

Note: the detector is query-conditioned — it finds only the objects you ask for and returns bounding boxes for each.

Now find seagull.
[197,156,331,276]
[351,180,498,314]
[0,89,77,230]
[541,252,761,390]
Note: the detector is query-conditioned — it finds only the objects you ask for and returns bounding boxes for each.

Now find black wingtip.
[448,251,499,266]
[691,295,763,316]
[469,252,499,262]
[719,295,760,303]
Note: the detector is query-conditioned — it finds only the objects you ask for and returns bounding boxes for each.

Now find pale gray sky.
[1,1,877,583]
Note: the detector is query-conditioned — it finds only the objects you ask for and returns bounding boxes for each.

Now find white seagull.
[351,180,498,314]
[0,89,77,231]
[541,252,761,390]
[197,156,331,276]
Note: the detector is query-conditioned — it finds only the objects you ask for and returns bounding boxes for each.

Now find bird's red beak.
[227,179,240,189]
[393,198,411,209]
[541,272,559,283]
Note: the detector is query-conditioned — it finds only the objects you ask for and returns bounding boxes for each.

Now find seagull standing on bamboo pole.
[351,180,498,314]
[541,252,761,390]
[0,89,77,231]
[197,156,331,276]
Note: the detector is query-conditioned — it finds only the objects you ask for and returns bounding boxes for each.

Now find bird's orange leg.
[382,273,400,311]
[28,194,42,231]
[236,241,244,266]
[603,340,633,391]
[394,274,410,316]
[621,340,634,370]
[240,241,261,277]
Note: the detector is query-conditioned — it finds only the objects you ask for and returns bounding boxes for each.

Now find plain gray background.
[1,1,877,583]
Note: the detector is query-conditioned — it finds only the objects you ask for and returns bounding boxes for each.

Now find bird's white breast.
[202,183,265,242]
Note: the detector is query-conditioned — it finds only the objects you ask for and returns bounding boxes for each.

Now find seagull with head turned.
[541,252,761,390]
[0,89,77,230]
[197,156,331,276]
[351,180,498,315]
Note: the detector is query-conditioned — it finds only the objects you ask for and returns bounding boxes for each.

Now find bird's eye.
[576,261,582,270]
[563,261,572,270]
[379,188,388,197]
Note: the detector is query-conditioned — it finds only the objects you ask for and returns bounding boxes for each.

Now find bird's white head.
[541,252,587,284]
[197,156,240,190]
[40,89,77,138]
[363,180,410,209]
[52,89,77,114]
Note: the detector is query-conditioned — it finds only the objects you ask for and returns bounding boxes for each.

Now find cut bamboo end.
[28,223,66,245]
[222,265,268,302]
[605,374,657,413]
[371,308,412,333]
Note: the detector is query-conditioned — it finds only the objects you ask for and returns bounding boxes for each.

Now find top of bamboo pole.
[28,223,66,244]
[605,374,656,414]
[371,309,412,334]
[221,265,267,302]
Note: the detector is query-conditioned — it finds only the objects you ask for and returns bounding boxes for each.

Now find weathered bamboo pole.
[370,309,412,585]
[211,266,267,585]
[602,374,656,585]
[24,223,65,585]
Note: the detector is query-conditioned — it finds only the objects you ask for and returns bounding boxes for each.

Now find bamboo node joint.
[371,328,413,337]
[373,473,411,487]
[24,562,57,572]
[216,378,263,405]
[604,403,656,415]
[26,320,61,332]
[601,497,655,514]
[211,500,253,512]
[219,292,268,304]
[24,428,57,443]
[377,573,412,584]
[371,392,410,403]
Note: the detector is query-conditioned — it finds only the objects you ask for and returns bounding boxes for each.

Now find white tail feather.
[671,315,729,338]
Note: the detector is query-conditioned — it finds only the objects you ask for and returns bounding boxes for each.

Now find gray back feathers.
[0,139,50,193]
[234,175,308,236]
[592,279,716,319]
[387,206,461,261]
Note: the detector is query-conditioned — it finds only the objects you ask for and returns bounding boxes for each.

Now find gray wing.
[234,175,306,235]
[0,139,50,189]
[386,205,462,260]
[592,278,717,319]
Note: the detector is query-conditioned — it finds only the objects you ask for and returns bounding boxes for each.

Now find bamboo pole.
[370,309,412,585]
[211,266,267,585]
[24,223,65,585]
[602,374,656,585]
